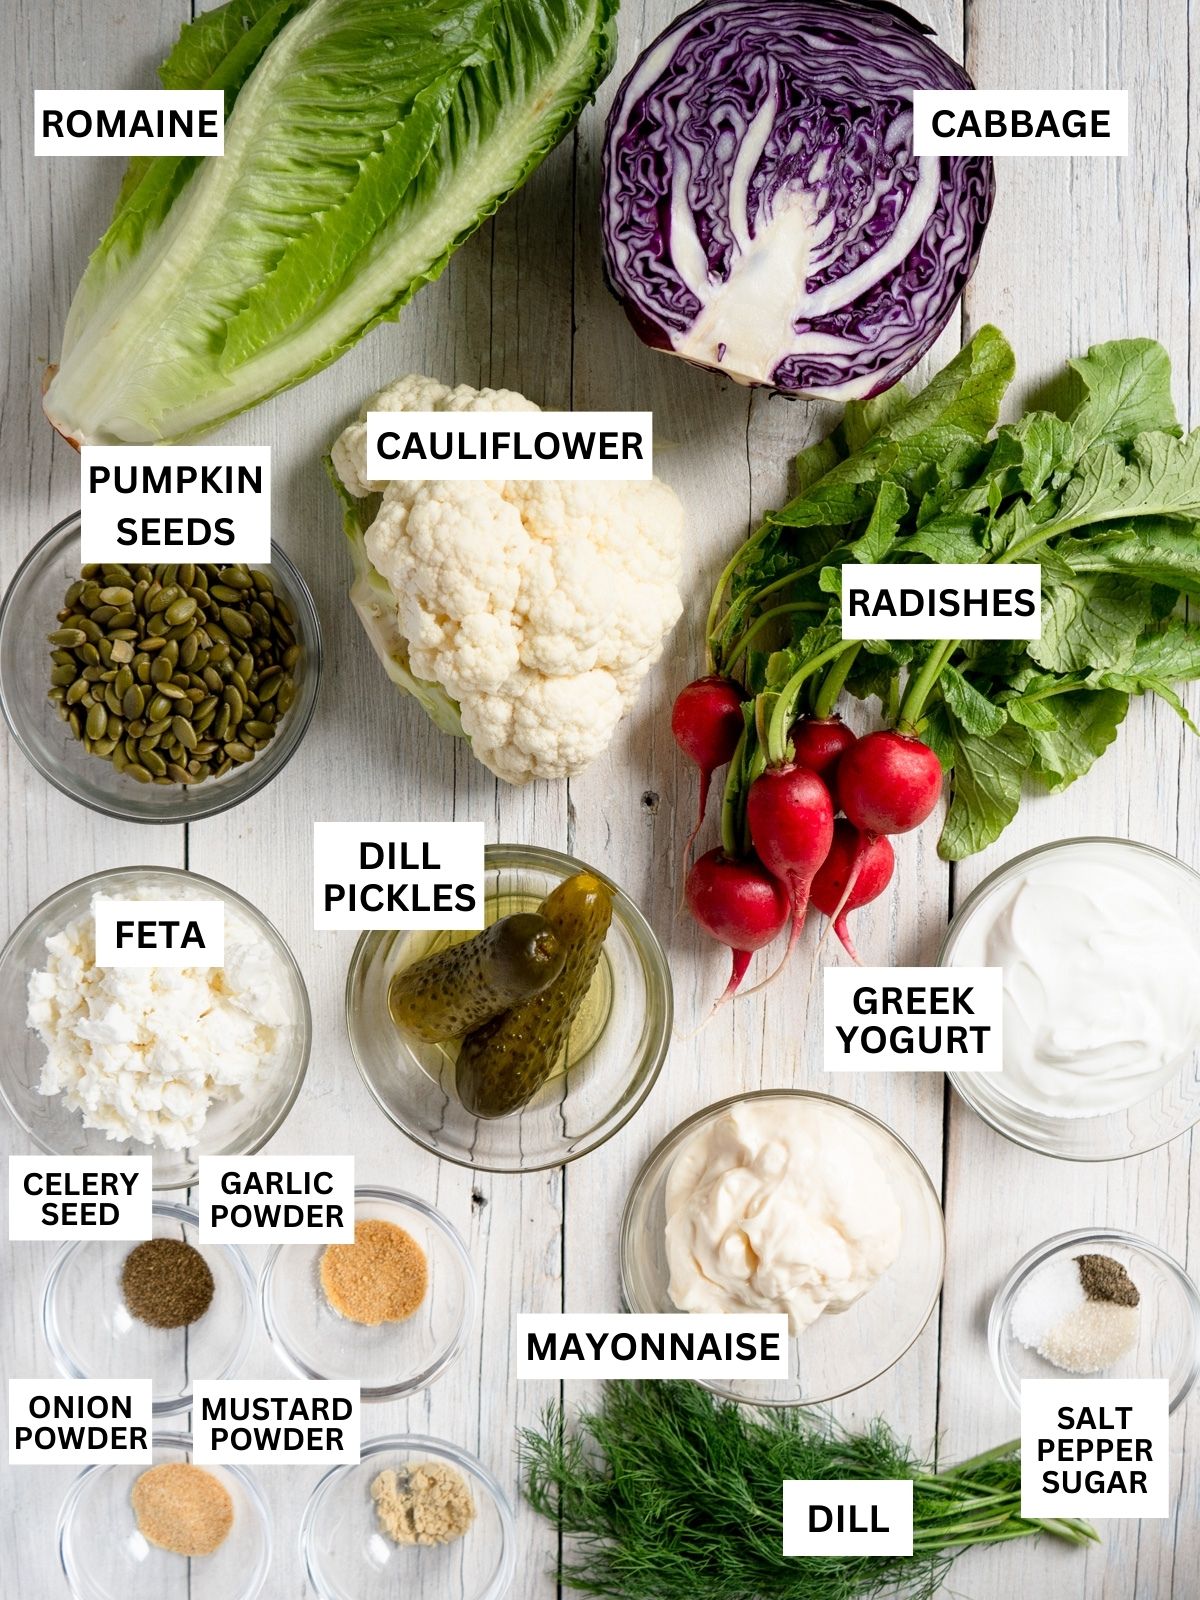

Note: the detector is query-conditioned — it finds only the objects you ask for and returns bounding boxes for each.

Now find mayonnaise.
[664,1099,902,1335]
[946,844,1200,1118]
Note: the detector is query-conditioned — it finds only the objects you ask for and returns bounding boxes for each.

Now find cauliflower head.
[331,374,684,784]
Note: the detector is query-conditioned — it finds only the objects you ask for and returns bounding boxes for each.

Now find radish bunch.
[673,687,943,1006]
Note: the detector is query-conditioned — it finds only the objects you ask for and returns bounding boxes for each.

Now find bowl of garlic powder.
[0,865,311,1189]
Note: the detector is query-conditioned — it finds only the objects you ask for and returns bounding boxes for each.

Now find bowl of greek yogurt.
[940,838,1200,1160]
[0,866,311,1189]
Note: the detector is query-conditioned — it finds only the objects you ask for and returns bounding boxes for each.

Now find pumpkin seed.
[50,558,304,787]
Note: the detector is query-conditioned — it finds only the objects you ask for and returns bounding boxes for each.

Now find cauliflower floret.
[334,376,684,783]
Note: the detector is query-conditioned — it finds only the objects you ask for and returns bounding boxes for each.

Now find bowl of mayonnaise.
[620,1090,945,1406]
[940,837,1200,1160]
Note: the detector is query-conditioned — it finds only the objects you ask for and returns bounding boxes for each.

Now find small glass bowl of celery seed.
[0,513,322,822]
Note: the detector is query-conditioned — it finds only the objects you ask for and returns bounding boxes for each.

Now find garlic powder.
[27,893,292,1151]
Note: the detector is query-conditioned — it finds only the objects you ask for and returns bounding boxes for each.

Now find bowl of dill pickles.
[345,845,672,1173]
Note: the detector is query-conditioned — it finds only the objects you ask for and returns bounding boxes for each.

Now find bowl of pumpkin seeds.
[0,514,322,822]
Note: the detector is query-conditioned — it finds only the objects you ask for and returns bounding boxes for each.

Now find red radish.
[836,730,942,836]
[811,821,895,963]
[671,676,745,871]
[745,763,835,974]
[790,715,857,776]
[789,715,857,810]
[685,848,789,1008]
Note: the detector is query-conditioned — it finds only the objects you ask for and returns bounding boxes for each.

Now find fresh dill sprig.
[520,1382,1098,1600]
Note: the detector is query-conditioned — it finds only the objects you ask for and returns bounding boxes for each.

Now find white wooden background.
[2,1,1196,1595]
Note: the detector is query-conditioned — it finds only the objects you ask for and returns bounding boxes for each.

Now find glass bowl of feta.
[620,1089,946,1407]
[0,865,311,1189]
[0,512,322,824]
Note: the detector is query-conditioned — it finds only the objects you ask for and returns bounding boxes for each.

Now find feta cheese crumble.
[26,893,293,1151]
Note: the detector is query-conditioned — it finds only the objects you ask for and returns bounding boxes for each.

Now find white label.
[313,821,485,931]
[94,898,224,968]
[840,564,1041,640]
[192,1381,360,1464]
[783,1479,914,1556]
[198,1157,355,1242]
[35,90,225,155]
[365,410,654,481]
[9,1380,152,1464]
[1021,1379,1169,1518]
[913,91,1128,156]
[516,1314,789,1379]
[8,1156,152,1240]
[823,967,1003,1073]
[80,446,271,562]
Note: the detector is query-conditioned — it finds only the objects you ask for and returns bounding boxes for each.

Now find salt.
[1011,1257,1085,1350]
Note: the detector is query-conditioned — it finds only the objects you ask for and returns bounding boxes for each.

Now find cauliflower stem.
[325,454,468,740]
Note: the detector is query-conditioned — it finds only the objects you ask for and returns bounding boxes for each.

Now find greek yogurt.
[945,842,1200,1118]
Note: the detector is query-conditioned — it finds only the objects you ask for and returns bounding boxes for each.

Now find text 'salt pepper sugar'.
[1011,1251,1140,1375]
[121,1237,215,1329]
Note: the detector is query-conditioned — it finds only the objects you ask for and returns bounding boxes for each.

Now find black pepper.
[121,1237,215,1328]
[1076,1253,1141,1307]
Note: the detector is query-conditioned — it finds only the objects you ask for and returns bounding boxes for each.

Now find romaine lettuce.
[44,0,616,444]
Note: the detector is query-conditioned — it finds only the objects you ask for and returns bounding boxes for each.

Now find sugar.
[1039,1300,1139,1374]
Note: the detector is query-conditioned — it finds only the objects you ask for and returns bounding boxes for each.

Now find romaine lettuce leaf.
[45,0,617,444]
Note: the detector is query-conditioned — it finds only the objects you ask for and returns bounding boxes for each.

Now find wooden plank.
[0,0,190,1589]
[940,2,1197,1594]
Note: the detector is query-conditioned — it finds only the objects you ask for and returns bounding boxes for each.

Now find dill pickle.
[456,872,614,1118]
[389,913,564,1043]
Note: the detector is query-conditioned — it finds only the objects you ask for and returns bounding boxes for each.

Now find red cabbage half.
[600,0,994,399]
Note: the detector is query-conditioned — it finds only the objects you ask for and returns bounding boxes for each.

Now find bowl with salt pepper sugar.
[989,1227,1200,1413]
[260,1186,475,1401]
[42,1201,256,1416]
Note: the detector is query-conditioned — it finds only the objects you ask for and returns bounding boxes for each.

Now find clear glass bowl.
[58,1432,272,1600]
[0,512,322,823]
[42,1201,255,1416]
[300,1433,515,1600]
[260,1187,475,1401]
[0,865,311,1189]
[990,1228,1200,1412]
[620,1089,946,1406]
[941,838,1200,1160]
[346,844,672,1173]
